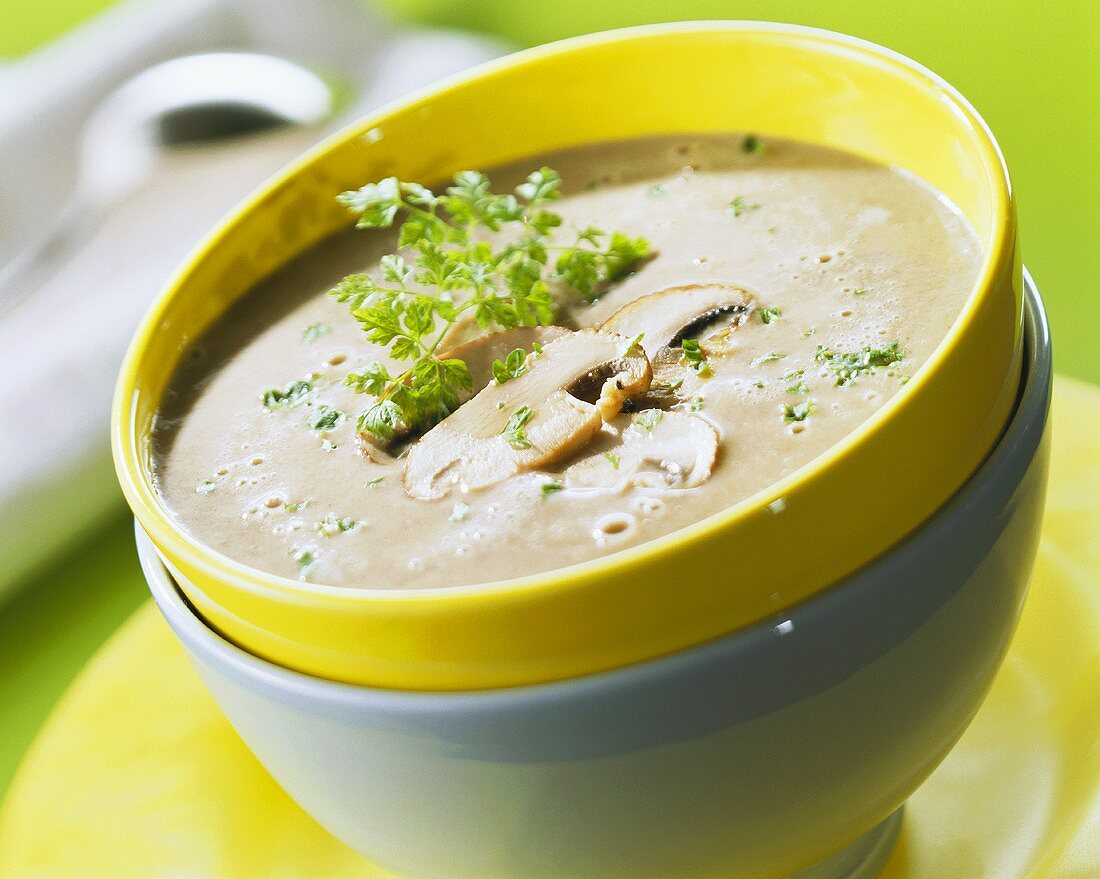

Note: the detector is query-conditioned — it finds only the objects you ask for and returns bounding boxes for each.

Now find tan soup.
[152,135,981,589]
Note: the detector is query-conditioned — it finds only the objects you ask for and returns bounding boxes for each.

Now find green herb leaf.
[742,134,765,155]
[366,476,385,489]
[783,400,816,423]
[308,405,345,432]
[491,347,529,384]
[680,338,711,375]
[541,479,564,498]
[750,352,787,367]
[635,409,663,431]
[196,479,215,495]
[284,499,311,513]
[603,451,621,469]
[814,342,904,386]
[289,546,316,579]
[727,196,761,217]
[783,369,809,394]
[758,307,783,325]
[301,322,331,344]
[315,513,361,536]
[262,378,314,409]
[501,405,536,448]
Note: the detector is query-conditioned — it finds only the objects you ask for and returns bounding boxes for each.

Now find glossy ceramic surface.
[112,22,1022,690]
[124,279,1049,878]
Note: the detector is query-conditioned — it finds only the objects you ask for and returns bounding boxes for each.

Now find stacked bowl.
[113,23,1050,879]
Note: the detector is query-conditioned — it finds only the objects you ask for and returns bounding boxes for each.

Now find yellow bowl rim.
[112,22,1015,613]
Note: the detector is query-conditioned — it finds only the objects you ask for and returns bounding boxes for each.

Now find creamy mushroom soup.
[152,135,981,588]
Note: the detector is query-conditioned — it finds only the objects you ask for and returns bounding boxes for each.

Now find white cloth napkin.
[0,0,507,596]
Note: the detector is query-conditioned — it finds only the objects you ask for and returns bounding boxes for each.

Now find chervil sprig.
[331,168,650,440]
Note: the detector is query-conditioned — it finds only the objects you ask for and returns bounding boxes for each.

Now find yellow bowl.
[112,21,1021,691]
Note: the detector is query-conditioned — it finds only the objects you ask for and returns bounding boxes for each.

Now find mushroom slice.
[357,327,569,454]
[599,282,754,357]
[440,326,571,405]
[600,282,755,407]
[404,329,651,499]
[565,411,720,491]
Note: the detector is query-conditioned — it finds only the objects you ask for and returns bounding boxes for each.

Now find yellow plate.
[3,374,1098,878]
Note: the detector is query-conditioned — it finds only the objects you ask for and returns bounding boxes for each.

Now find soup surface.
[153,135,981,589]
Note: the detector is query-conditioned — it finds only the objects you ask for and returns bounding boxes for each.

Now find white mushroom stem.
[404,329,651,499]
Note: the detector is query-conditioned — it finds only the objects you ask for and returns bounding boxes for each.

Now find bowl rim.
[143,270,1049,707]
[109,18,1012,598]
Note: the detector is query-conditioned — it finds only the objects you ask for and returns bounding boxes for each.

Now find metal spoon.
[0,52,335,314]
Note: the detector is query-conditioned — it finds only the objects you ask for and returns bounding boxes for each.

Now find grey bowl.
[142,273,1050,879]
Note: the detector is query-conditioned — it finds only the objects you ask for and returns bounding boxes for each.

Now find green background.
[0,0,1096,799]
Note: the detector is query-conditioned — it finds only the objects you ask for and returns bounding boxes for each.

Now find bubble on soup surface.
[591,513,636,547]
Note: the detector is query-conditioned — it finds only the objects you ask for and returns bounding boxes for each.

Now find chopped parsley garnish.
[783,401,815,423]
[331,168,649,440]
[622,332,645,356]
[783,369,808,394]
[321,439,338,452]
[365,476,386,489]
[750,352,786,367]
[852,288,868,296]
[603,451,621,469]
[301,322,331,344]
[491,347,529,385]
[758,307,783,325]
[680,338,711,375]
[689,396,706,411]
[767,226,777,234]
[727,196,761,217]
[289,546,316,579]
[802,328,817,338]
[196,479,215,495]
[652,377,684,394]
[541,479,564,498]
[284,499,311,513]
[814,342,904,386]
[308,405,345,432]
[262,378,313,409]
[501,405,536,448]
[635,409,663,431]
[742,134,765,154]
[449,502,470,522]
[315,513,362,536]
